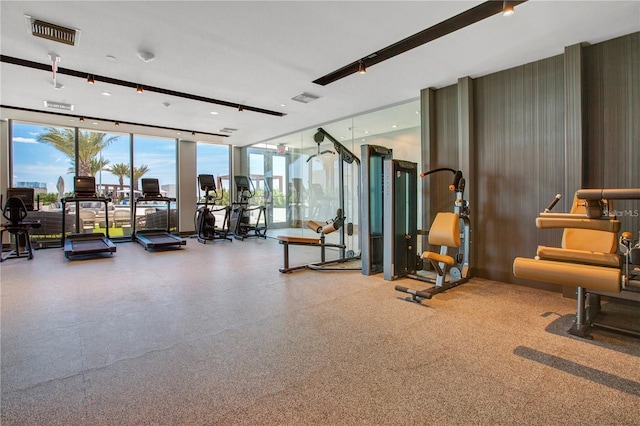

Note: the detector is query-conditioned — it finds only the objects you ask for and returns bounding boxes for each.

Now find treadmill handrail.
[136,196,176,203]
[133,194,174,235]
[61,195,113,245]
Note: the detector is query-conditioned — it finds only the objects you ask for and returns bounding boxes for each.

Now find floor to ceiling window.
[11,121,74,205]
[80,128,130,238]
[133,135,178,233]
[9,121,179,243]
[10,122,133,242]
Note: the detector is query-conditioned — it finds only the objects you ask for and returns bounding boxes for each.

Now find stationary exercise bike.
[194,174,231,243]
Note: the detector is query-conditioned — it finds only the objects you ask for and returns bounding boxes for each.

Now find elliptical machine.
[194,174,231,243]
[229,175,267,241]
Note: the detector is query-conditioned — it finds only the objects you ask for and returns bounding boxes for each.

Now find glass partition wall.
[241,99,422,255]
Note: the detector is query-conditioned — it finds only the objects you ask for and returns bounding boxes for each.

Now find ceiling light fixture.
[115,121,120,126]
[1,55,286,117]
[313,0,528,86]
[87,74,94,84]
[79,117,85,122]
[238,105,244,112]
[136,85,143,93]
[503,1,515,16]
[358,60,366,74]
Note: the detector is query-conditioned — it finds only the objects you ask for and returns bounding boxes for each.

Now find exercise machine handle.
[544,194,562,213]
[419,167,456,178]
[449,170,463,191]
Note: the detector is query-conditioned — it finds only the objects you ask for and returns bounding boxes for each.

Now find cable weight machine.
[391,167,471,302]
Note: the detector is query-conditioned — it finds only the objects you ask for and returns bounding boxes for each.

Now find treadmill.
[61,176,117,259]
[132,178,185,250]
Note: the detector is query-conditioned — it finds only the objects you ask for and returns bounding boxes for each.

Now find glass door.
[246,147,290,229]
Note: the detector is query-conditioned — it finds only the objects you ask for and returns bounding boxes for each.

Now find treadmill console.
[74,176,97,197]
[141,178,162,198]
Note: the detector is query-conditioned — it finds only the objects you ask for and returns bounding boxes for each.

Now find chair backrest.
[428,212,461,247]
[114,209,130,224]
[3,197,28,224]
[562,194,617,253]
[79,209,96,222]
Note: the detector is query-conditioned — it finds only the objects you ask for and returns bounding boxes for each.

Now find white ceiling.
[1,1,639,147]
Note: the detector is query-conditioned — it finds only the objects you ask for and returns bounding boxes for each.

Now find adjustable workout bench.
[513,189,640,339]
[276,210,345,273]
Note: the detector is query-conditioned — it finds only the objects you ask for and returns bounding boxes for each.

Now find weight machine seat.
[536,246,621,268]
[423,252,455,267]
[276,219,340,245]
[277,235,322,245]
[513,257,620,293]
[513,192,622,292]
[421,212,460,266]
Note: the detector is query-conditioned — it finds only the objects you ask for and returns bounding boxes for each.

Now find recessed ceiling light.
[280,104,286,107]
[106,55,116,61]
[92,122,98,125]
[391,124,397,128]
[101,91,111,96]
[210,111,219,115]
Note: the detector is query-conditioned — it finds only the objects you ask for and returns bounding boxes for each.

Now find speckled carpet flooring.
[2,237,639,425]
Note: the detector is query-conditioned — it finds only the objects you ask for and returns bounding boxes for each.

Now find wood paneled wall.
[584,33,640,241]
[421,31,639,289]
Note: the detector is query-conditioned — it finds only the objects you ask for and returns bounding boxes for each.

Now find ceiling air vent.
[291,92,320,104]
[25,15,80,46]
[219,128,238,134]
[44,100,74,111]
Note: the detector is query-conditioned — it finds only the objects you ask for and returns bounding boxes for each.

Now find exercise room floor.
[2,237,639,425]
